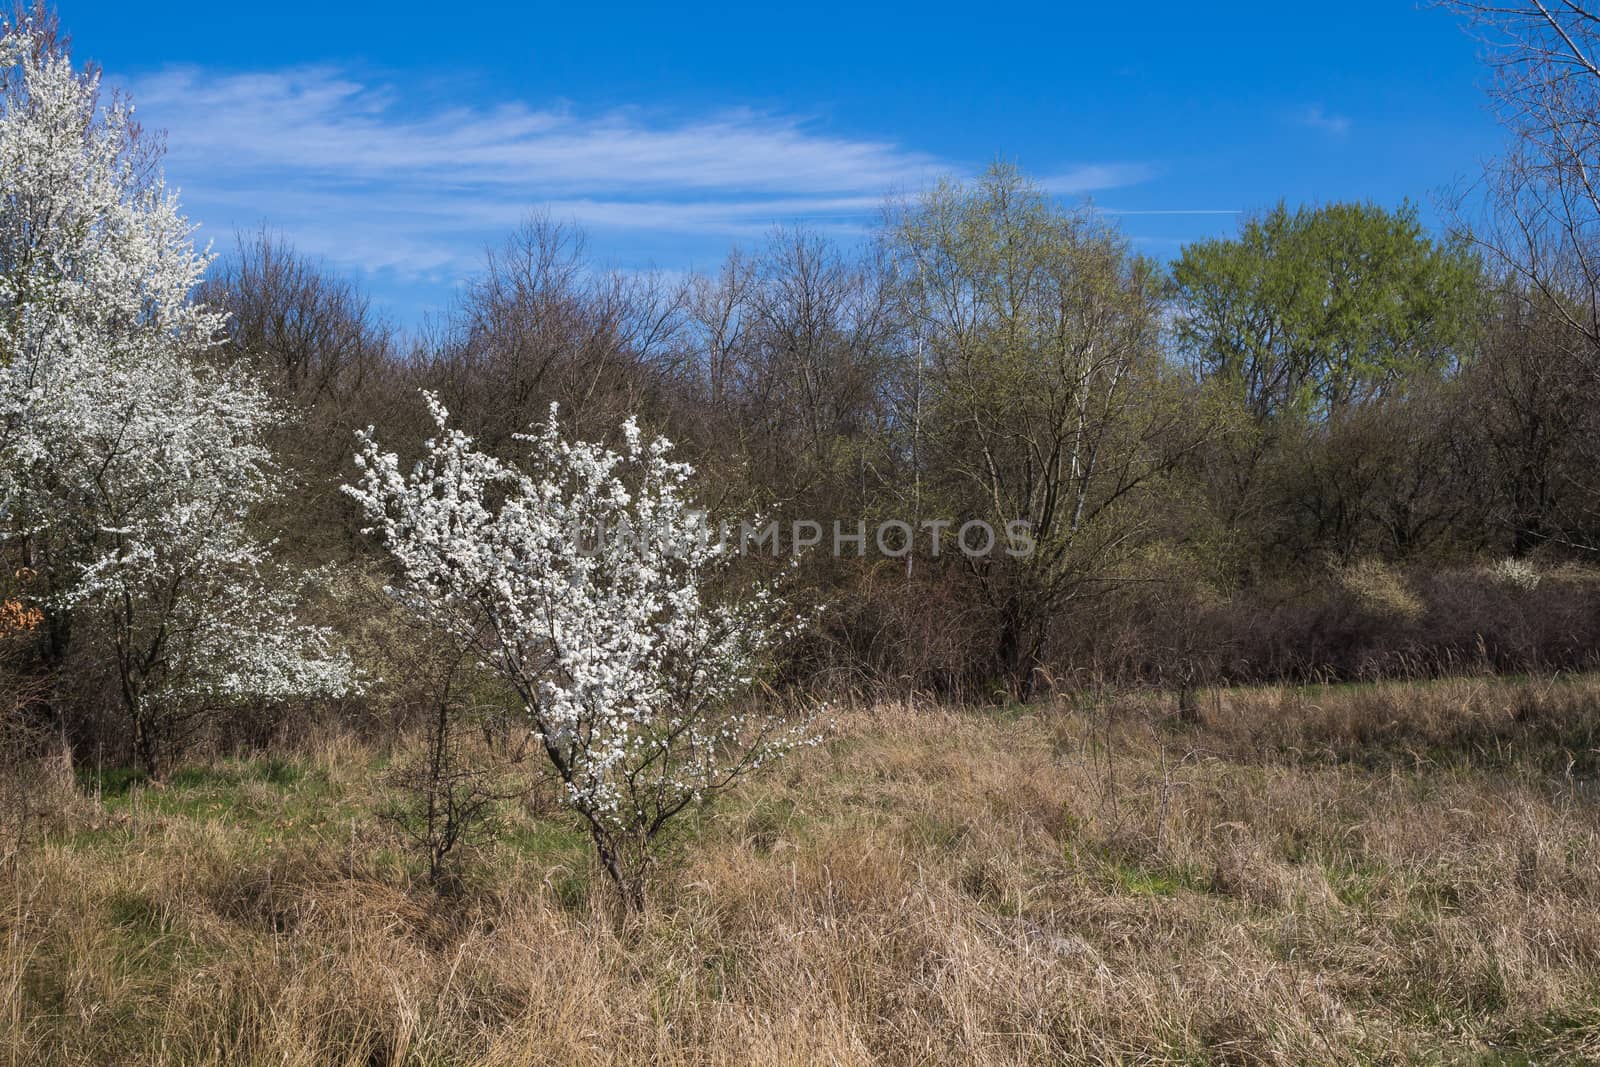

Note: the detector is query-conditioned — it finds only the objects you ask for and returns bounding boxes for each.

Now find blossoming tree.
[0,19,355,774]
[346,394,810,910]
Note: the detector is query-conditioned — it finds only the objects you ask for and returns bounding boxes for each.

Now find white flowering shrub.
[1486,557,1541,592]
[346,394,811,909]
[0,21,355,774]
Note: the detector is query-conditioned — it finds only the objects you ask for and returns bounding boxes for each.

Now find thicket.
[189,195,1600,708]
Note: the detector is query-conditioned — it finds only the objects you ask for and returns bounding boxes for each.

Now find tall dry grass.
[3,677,1600,1064]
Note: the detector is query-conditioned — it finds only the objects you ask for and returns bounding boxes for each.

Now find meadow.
[4,675,1599,1066]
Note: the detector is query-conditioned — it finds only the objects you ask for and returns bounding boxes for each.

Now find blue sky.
[60,1,1504,324]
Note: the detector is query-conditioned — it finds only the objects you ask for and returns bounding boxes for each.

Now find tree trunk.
[131,710,160,780]
[993,600,1044,703]
[1177,684,1201,725]
[589,826,646,915]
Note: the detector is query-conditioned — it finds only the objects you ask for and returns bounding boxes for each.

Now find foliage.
[1171,200,1482,422]
[887,163,1207,696]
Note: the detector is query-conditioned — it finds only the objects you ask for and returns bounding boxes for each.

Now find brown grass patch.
[4,678,1600,1063]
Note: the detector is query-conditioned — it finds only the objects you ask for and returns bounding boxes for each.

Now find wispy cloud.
[1099,208,1241,216]
[1040,163,1157,195]
[124,66,1154,283]
[1295,104,1352,138]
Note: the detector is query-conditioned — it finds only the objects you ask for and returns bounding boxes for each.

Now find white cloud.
[133,68,937,196]
[1041,163,1158,195]
[122,65,1156,283]
[1100,208,1241,215]
[1296,105,1352,138]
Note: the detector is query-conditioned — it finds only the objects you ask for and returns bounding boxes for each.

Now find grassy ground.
[4,676,1600,1065]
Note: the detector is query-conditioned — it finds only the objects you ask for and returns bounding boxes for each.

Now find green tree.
[1170,202,1484,566]
[1172,201,1482,422]
[889,163,1207,698]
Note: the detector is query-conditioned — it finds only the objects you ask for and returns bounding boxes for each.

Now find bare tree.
[428,216,687,452]
[1441,0,1600,551]
[203,232,407,562]
[208,232,393,404]
[1459,281,1600,551]
[736,228,900,507]
[687,249,758,413]
[1445,0,1600,365]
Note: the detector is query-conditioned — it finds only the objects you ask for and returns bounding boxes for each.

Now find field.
[4,676,1600,1065]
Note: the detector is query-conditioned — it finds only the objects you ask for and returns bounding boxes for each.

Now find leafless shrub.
[381,649,513,892]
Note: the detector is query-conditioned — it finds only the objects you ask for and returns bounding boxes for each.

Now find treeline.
[198,167,1600,710]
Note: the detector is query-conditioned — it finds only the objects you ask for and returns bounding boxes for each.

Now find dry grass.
[4,677,1600,1064]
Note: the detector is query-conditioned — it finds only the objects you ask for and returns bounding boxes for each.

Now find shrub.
[346,394,813,910]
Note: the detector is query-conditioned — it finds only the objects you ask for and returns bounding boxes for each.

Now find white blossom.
[0,21,355,771]
[346,393,812,904]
